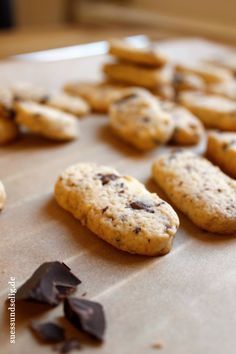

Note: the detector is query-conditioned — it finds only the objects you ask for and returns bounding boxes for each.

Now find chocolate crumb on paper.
[30,321,65,343]
[16,261,81,306]
[64,297,106,341]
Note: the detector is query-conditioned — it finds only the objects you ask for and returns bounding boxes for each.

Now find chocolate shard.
[30,321,65,343]
[64,297,106,341]
[16,261,81,306]
[54,338,81,353]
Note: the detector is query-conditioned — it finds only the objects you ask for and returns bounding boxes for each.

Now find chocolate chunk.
[16,262,81,306]
[97,173,119,185]
[134,226,141,234]
[114,93,138,105]
[129,201,155,213]
[64,297,106,341]
[54,338,81,353]
[30,321,65,343]
[102,206,109,214]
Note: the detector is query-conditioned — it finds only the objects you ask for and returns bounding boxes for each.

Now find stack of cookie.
[103,39,171,95]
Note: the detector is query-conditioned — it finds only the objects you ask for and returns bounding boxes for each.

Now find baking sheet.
[0,37,236,354]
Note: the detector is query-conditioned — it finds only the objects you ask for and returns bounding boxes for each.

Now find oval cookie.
[54,163,179,256]
[15,101,79,141]
[156,100,204,145]
[179,91,236,131]
[207,131,236,178]
[109,89,175,150]
[152,150,236,234]
[103,62,169,89]
[108,39,167,67]
[64,81,126,113]
[175,62,233,84]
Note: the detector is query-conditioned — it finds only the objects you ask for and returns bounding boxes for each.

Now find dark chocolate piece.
[16,261,81,306]
[129,201,155,213]
[134,226,141,234]
[96,173,119,185]
[64,297,106,341]
[30,321,65,343]
[54,338,81,353]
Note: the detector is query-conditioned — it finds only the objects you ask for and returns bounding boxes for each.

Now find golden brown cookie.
[152,150,236,234]
[207,131,236,178]
[55,163,179,256]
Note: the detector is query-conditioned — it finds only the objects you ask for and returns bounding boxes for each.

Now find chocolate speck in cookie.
[134,226,141,234]
[129,201,155,213]
[97,173,119,185]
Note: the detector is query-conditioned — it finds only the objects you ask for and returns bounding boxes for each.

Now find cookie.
[103,62,169,89]
[157,100,204,145]
[208,80,236,101]
[152,150,236,234]
[0,181,6,211]
[54,163,179,256]
[108,39,167,67]
[15,101,79,141]
[179,91,236,131]
[42,92,90,117]
[64,82,126,113]
[175,62,233,84]
[207,131,236,178]
[109,89,175,150]
[0,115,18,145]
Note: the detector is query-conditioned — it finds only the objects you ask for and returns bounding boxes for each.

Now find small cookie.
[103,62,169,89]
[109,89,175,150]
[152,150,236,234]
[15,101,79,141]
[175,62,233,84]
[208,80,236,101]
[43,92,90,117]
[108,39,167,67]
[179,91,236,131]
[157,100,204,145]
[0,181,6,211]
[207,131,236,178]
[12,82,90,117]
[54,163,179,256]
[64,82,126,113]
[0,115,18,145]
